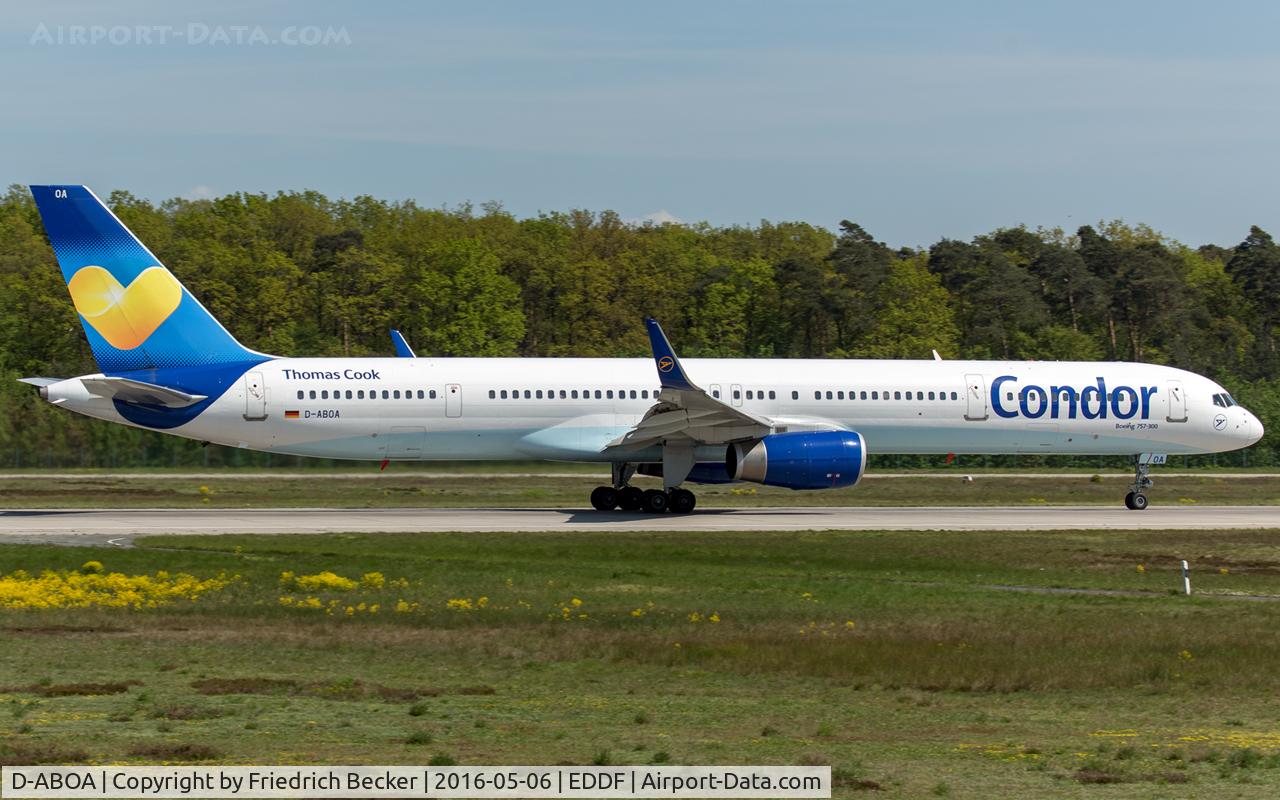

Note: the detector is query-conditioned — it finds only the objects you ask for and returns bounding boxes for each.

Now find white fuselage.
[45,357,1262,464]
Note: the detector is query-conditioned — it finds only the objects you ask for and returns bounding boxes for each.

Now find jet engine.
[726,430,866,490]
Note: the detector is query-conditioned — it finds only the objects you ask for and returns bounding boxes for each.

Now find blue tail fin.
[29,185,262,372]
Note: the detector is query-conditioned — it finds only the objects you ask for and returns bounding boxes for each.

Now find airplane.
[20,185,1264,513]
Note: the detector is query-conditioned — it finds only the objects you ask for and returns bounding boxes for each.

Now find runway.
[0,505,1276,545]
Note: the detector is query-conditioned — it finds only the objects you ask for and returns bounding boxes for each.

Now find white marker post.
[1181,560,1191,596]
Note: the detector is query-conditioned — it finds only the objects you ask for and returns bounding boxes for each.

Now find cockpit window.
[1225,393,1238,407]
[1213,394,1226,407]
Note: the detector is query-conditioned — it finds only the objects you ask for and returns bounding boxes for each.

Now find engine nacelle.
[727,430,866,490]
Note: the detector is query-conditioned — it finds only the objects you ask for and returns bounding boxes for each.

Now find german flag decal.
[284,410,300,419]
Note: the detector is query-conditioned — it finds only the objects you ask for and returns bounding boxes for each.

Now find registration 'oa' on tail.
[29,185,260,373]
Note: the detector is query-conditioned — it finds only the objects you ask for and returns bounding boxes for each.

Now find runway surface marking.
[0,506,1276,544]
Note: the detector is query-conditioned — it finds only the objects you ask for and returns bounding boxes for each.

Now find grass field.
[0,471,1277,508]
[5,528,1280,797]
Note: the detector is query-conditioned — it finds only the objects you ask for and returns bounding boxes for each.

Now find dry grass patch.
[191,676,494,702]
[0,740,89,765]
[0,680,140,696]
[128,742,222,761]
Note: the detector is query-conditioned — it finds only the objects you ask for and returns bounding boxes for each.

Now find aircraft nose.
[1248,411,1264,444]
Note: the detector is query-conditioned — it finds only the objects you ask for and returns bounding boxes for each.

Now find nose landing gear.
[1124,456,1155,510]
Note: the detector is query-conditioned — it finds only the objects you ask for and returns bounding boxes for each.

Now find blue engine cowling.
[727,430,866,490]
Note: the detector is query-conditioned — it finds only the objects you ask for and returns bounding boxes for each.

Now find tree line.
[0,185,1275,468]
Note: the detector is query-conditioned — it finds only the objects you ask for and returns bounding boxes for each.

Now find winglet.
[390,329,416,358]
[645,318,698,391]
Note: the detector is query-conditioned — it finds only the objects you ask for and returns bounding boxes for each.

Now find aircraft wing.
[604,319,771,452]
[79,376,208,408]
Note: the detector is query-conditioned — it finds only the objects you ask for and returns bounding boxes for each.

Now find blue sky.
[2,1,1277,246]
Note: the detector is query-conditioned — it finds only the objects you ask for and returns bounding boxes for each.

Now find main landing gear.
[590,485,697,513]
[1124,457,1154,511]
[590,463,696,513]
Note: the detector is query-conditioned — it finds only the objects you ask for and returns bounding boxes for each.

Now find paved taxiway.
[0,506,1276,546]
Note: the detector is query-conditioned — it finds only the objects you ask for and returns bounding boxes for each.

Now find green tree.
[857,254,959,358]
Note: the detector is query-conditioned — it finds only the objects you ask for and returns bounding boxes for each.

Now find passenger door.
[964,373,988,421]
[243,371,267,421]
[1166,380,1187,422]
[445,384,462,418]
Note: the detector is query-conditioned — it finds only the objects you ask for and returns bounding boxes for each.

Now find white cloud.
[632,209,681,226]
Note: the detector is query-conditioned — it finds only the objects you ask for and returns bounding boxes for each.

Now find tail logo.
[67,265,182,350]
[658,356,675,373]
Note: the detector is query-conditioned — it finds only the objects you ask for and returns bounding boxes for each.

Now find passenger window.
[951,391,958,400]
[860,391,868,400]
[814,391,821,400]
[296,390,304,400]
[357,390,365,399]
[321,390,329,400]
[524,390,531,399]
[928,391,935,400]
[559,389,567,399]
[746,390,754,400]
[536,390,543,399]
[429,390,437,399]
[1007,392,1014,401]
[791,390,799,400]
[894,391,901,400]
[642,390,649,399]
[382,390,389,399]
[489,390,496,399]
[871,391,878,400]
[826,391,833,399]
[393,390,400,399]
[595,390,602,399]
[769,390,776,400]
[571,390,578,399]
[346,390,353,399]
[837,391,844,400]
[499,390,507,399]
[713,390,720,398]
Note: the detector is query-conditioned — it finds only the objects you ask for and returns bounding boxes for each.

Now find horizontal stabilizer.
[17,377,61,387]
[79,376,207,408]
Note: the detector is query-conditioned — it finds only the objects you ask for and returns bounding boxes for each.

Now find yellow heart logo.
[67,265,183,350]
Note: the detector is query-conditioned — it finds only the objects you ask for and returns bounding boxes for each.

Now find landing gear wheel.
[617,486,644,511]
[590,486,618,511]
[1124,491,1135,510]
[641,489,668,513]
[1130,493,1149,511]
[668,488,696,514]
